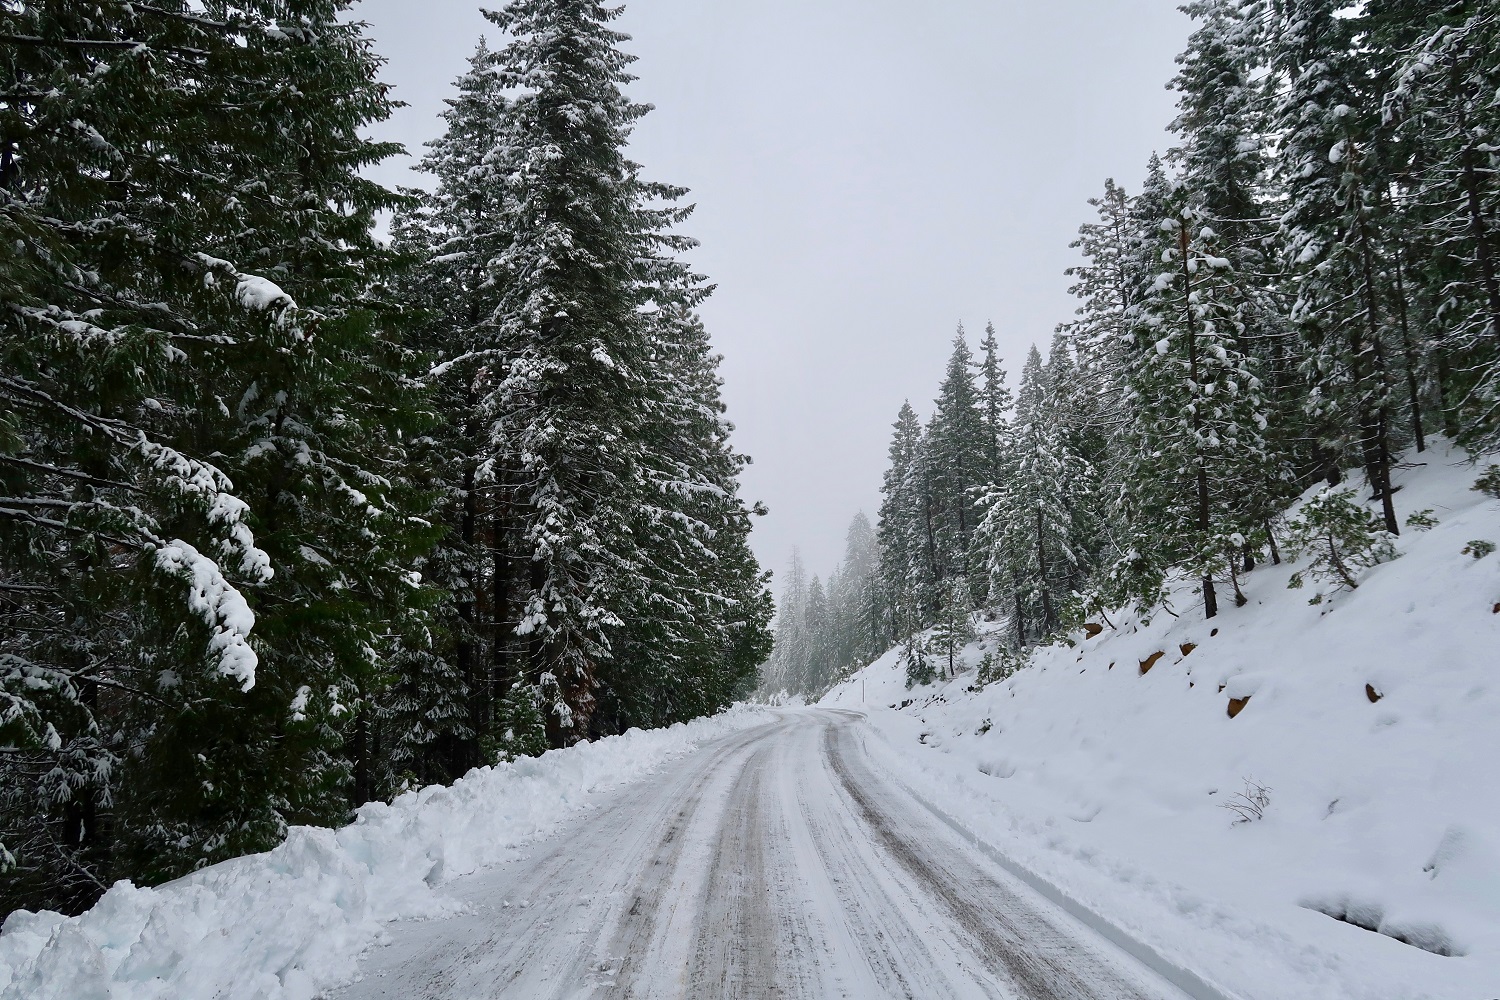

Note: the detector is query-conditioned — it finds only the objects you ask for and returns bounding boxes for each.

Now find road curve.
[330,709,1196,1000]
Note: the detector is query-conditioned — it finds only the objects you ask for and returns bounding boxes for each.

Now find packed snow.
[0,706,770,1000]
[823,440,1500,999]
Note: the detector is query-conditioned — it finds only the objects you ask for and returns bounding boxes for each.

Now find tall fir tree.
[928,330,990,592]
[876,402,932,644]
[1118,195,1275,618]
[1261,0,1403,532]
[0,0,433,912]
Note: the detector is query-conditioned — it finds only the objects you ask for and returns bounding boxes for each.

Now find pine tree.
[386,39,512,778]
[1171,0,1301,554]
[976,323,1016,484]
[1118,193,1275,619]
[832,512,883,672]
[978,347,1087,641]
[1,0,429,911]
[1383,6,1500,446]
[761,551,809,696]
[605,299,773,728]
[928,330,990,590]
[877,402,933,643]
[1262,0,1403,532]
[1058,177,1142,569]
[930,575,977,678]
[801,576,831,692]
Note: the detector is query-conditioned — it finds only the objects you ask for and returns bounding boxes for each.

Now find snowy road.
[332,710,1203,1000]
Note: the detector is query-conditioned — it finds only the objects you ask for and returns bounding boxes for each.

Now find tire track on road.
[824,722,1177,1000]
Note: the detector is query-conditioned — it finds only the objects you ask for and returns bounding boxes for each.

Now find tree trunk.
[1035,507,1056,633]
[1181,223,1220,620]
[1348,135,1399,535]
[1393,246,1426,452]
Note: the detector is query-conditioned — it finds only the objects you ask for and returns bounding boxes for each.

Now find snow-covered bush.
[1475,466,1500,500]
[1285,487,1399,602]
[976,646,1027,688]
[930,577,978,677]
[1405,509,1439,531]
[903,636,937,689]
[1463,540,1496,560]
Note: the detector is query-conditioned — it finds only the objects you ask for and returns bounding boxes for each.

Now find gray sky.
[355,0,1192,581]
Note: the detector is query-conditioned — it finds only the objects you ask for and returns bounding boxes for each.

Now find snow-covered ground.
[823,441,1500,1000]
[0,706,771,1000]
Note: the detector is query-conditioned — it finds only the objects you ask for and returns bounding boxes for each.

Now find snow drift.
[0,706,770,1000]
[824,441,1500,1000]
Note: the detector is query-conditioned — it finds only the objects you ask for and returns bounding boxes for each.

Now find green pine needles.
[0,0,770,920]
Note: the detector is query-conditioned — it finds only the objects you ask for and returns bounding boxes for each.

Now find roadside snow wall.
[823,442,1500,1000]
[0,706,770,1000]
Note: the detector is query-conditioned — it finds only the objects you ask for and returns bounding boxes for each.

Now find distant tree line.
[762,0,1500,696]
[0,0,771,919]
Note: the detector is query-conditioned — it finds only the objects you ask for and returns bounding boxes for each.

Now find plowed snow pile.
[825,442,1500,1000]
[0,707,769,1000]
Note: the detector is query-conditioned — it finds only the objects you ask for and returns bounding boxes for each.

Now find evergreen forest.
[0,0,773,918]
[759,0,1500,698]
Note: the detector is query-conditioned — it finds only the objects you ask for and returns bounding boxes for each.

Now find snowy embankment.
[824,443,1500,1000]
[0,706,770,1000]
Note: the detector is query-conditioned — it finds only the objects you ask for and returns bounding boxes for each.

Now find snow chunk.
[0,707,772,1000]
[154,540,258,691]
[234,274,296,313]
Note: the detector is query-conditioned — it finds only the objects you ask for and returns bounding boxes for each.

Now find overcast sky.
[355,0,1193,582]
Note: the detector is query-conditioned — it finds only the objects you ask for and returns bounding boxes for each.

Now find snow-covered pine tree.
[1382,6,1500,447]
[1170,0,1301,554]
[450,0,679,745]
[386,39,513,779]
[1057,178,1142,568]
[977,323,1015,486]
[1171,0,1269,257]
[928,331,990,592]
[877,402,934,643]
[605,295,773,728]
[0,0,425,912]
[761,551,810,696]
[801,576,832,692]
[831,512,883,673]
[1260,0,1403,532]
[977,346,1087,641]
[1118,193,1275,619]
[930,575,977,678]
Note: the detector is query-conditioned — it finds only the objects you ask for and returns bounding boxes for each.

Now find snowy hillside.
[0,708,769,1000]
[823,443,1500,1000]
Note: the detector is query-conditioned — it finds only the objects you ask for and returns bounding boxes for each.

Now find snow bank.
[0,706,771,1000]
[824,442,1500,1000]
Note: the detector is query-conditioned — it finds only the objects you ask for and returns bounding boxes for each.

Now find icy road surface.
[333,709,1203,1000]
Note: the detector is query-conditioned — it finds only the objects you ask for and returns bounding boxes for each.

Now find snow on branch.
[153,540,259,691]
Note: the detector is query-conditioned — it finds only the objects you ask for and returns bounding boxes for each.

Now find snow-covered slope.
[823,443,1500,1000]
[0,707,771,1000]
